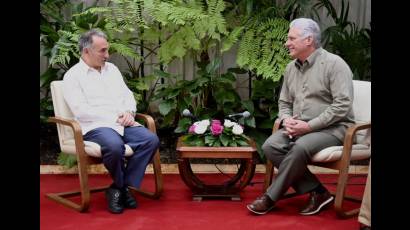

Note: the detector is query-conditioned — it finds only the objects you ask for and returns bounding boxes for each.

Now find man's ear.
[83,47,89,55]
[305,35,314,46]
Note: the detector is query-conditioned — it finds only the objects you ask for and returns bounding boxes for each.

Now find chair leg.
[46,162,109,212]
[131,149,163,199]
[46,186,108,212]
[263,160,274,192]
[333,167,362,218]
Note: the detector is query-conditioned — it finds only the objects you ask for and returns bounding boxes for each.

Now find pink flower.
[211,119,221,125]
[211,120,224,136]
[188,124,196,133]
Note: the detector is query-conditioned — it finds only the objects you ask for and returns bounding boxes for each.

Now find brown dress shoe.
[247,194,275,215]
[299,190,334,215]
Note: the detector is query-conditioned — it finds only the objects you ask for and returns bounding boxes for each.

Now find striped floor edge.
[40,164,369,174]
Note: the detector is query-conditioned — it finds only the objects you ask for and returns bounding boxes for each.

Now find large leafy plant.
[224,0,317,81]
[314,0,371,80]
[86,0,232,64]
[152,57,255,128]
[79,0,238,113]
[236,18,291,81]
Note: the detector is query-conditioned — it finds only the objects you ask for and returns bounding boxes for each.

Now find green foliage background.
[40,0,371,165]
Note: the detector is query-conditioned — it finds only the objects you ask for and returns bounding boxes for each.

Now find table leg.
[177,158,256,200]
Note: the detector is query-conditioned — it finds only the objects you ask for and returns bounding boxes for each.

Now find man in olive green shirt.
[247,18,354,216]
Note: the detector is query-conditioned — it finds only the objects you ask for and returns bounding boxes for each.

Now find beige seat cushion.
[312,144,370,162]
[61,139,134,158]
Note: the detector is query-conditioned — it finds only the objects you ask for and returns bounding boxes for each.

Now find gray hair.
[289,18,321,48]
[78,29,108,53]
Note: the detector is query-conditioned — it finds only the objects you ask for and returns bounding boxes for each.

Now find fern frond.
[149,1,205,26]
[84,0,148,34]
[236,29,254,67]
[158,31,187,63]
[110,42,142,61]
[221,26,244,52]
[206,0,225,16]
[180,26,201,50]
[49,30,80,66]
[236,18,290,81]
[193,19,209,39]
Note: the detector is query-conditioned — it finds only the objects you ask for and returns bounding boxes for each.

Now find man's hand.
[283,115,298,128]
[117,111,136,127]
[283,115,311,138]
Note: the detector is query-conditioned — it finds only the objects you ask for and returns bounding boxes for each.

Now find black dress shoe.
[105,186,124,214]
[122,187,137,209]
[247,194,275,215]
[299,190,334,215]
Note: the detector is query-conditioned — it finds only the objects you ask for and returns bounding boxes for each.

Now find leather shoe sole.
[246,204,275,215]
[299,195,334,215]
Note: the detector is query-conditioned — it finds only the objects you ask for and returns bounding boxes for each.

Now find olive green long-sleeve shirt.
[279,48,355,141]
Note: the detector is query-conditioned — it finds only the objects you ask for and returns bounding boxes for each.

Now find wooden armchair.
[46,81,163,212]
[264,80,371,218]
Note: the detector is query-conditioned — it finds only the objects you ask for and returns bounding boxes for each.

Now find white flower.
[232,124,244,135]
[224,119,235,128]
[194,122,208,134]
[199,119,210,126]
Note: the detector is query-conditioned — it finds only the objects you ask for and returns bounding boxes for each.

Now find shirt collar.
[294,47,323,70]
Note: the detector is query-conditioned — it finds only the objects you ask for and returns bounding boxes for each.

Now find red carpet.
[40,173,365,230]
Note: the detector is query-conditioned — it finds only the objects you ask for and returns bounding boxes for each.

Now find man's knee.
[286,144,310,162]
[102,140,125,159]
[262,141,273,157]
[148,133,160,149]
[262,141,282,162]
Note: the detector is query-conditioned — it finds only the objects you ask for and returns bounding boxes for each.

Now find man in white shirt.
[62,29,160,214]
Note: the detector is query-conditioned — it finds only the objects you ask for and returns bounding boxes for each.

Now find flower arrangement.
[181,119,250,147]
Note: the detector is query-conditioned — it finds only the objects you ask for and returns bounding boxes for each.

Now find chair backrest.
[352,80,371,145]
[50,81,75,148]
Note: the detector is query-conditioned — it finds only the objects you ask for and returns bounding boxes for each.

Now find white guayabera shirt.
[62,58,137,136]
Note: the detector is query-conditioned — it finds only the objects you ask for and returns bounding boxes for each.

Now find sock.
[110,183,122,190]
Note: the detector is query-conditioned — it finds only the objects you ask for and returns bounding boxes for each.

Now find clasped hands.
[116,111,141,127]
[282,115,312,139]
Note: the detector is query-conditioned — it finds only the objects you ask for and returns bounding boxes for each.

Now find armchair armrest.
[47,116,88,160]
[48,116,83,136]
[272,118,281,133]
[339,122,371,163]
[135,113,157,134]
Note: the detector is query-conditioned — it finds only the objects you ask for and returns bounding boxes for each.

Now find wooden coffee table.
[176,137,257,201]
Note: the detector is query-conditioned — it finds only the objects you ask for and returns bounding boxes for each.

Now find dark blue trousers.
[83,126,160,189]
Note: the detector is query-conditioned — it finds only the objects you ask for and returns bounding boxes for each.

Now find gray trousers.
[262,129,342,201]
